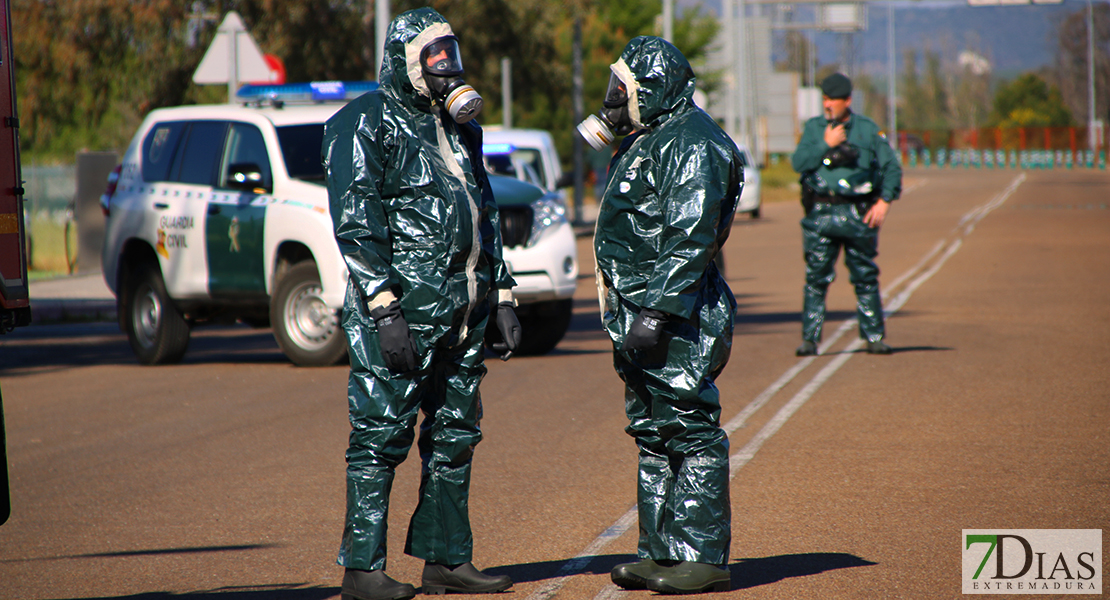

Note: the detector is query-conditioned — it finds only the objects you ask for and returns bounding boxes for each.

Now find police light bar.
[482,143,517,155]
[236,81,379,104]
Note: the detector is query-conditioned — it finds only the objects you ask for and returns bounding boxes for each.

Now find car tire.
[750,206,761,219]
[515,299,573,356]
[122,262,191,365]
[270,261,347,367]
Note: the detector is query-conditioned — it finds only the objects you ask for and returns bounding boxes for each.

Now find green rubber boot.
[611,559,675,590]
[646,561,731,595]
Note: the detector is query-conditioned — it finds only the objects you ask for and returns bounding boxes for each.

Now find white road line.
[534,175,1024,600]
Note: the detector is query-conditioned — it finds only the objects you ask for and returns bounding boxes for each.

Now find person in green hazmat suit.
[322,8,519,600]
[791,73,902,357]
[578,37,742,595]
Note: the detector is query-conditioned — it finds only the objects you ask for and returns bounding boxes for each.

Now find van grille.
[499,206,533,248]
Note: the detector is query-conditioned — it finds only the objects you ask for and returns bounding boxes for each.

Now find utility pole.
[887,3,897,150]
[572,18,585,226]
[663,0,674,42]
[501,58,512,128]
[375,0,389,80]
[1088,0,1097,150]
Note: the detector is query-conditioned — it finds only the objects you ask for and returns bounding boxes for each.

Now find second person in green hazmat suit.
[322,8,519,600]
[579,36,743,595]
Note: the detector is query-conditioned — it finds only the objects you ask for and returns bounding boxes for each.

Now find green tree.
[989,73,1073,128]
[1050,3,1110,127]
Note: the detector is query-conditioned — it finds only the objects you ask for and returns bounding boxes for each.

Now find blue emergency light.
[482,143,517,155]
[236,81,380,104]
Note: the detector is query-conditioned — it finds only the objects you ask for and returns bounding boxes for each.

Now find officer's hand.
[370,301,418,373]
[492,302,522,361]
[622,308,668,353]
[824,124,847,148]
[864,199,890,229]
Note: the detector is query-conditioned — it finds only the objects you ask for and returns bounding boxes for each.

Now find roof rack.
[236,81,379,106]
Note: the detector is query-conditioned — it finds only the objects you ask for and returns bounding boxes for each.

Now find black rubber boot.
[646,561,731,594]
[866,340,892,354]
[796,340,818,356]
[611,559,675,590]
[341,568,417,600]
[421,562,513,595]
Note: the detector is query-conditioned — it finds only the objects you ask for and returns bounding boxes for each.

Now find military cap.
[820,73,852,99]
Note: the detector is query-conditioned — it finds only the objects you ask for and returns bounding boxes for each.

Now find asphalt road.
[0,168,1107,599]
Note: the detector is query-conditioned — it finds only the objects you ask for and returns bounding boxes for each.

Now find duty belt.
[813,193,876,205]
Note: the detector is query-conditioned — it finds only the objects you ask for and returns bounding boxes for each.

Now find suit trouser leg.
[843,226,885,342]
[802,211,841,343]
[610,291,733,565]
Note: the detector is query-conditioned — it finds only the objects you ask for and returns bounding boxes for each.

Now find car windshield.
[277,124,326,183]
[484,147,546,189]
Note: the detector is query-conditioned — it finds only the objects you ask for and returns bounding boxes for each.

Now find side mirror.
[227,163,269,193]
[555,171,575,189]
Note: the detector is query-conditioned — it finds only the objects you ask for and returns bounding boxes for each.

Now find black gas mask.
[578,72,635,151]
[420,36,482,123]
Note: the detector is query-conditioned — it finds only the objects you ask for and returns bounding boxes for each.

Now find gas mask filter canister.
[577,71,634,151]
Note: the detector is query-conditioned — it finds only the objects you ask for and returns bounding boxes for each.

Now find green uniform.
[791,112,901,343]
[594,36,742,565]
[322,8,514,571]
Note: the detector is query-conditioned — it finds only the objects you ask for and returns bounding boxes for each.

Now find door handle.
[153,202,169,210]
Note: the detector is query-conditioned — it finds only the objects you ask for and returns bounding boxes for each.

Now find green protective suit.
[322,8,515,572]
[593,36,742,566]
[791,112,901,343]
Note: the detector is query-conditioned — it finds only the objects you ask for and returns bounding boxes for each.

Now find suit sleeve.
[792,118,829,174]
[323,100,397,304]
[873,128,903,201]
[643,131,739,320]
[459,121,516,296]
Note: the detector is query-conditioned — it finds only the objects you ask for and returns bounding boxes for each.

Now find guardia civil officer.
[792,73,902,356]
[322,8,519,600]
[579,36,742,595]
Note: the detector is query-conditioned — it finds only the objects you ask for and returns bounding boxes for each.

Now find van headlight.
[528,193,567,247]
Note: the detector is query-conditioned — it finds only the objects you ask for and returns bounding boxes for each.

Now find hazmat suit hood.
[612,36,696,130]
[377,7,456,112]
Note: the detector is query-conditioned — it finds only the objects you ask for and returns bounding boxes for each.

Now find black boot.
[341,568,417,600]
[646,561,731,594]
[866,339,892,354]
[611,559,675,590]
[796,340,818,356]
[422,562,513,595]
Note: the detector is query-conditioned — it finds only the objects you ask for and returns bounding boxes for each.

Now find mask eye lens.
[604,72,628,107]
[421,37,463,75]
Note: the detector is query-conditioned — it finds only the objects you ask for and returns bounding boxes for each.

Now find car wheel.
[270,261,347,366]
[750,206,761,219]
[515,299,573,356]
[122,262,190,365]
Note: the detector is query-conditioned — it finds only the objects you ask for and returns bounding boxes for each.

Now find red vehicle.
[0,0,26,527]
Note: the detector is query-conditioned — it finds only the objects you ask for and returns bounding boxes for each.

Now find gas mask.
[420,36,482,123]
[577,71,635,152]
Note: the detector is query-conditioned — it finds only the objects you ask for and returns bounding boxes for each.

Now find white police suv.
[101,82,577,366]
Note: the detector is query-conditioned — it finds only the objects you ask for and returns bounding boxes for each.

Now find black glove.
[370,301,417,373]
[490,302,522,361]
[621,308,668,353]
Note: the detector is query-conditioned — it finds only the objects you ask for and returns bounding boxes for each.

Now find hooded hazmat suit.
[322,8,514,572]
[593,36,742,566]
